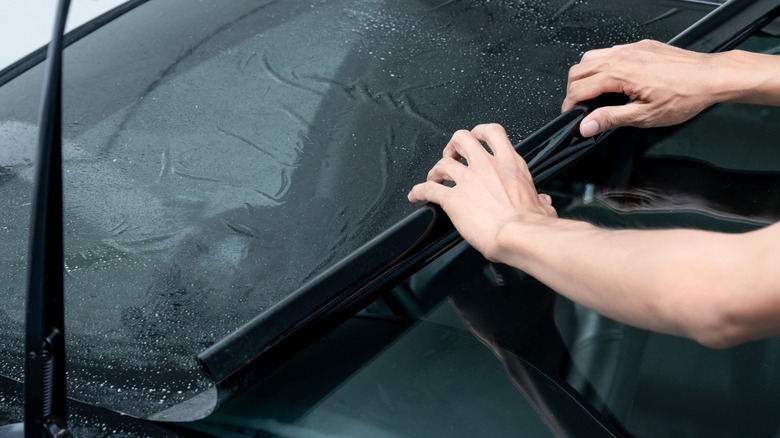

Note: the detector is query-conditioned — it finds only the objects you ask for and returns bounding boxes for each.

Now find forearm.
[712,50,780,106]
[409,123,780,347]
[492,216,750,346]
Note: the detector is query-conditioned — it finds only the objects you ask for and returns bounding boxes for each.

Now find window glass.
[190,243,617,437]
[541,20,780,437]
[0,0,705,418]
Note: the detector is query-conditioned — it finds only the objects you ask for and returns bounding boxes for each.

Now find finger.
[562,73,626,112]
[538,193,552,205]
[442,129,490,166]
[566,51,615,85]
[570,42,636,79]
[563,65,588,112]
[407,180,451,205]
[469,123,514,159]
[427,157,467,184]
[442,130,467,161]
[580,102,648,136]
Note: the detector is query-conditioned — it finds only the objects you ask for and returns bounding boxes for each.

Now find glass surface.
[189,247,616,437]
[0,0,705,420]
[191,14,780,438]
[203,88,780,436]
[548,107,780,438]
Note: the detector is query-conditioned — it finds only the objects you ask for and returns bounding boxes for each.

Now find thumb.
[580,103,643,137]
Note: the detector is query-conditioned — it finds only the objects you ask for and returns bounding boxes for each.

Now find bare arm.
[409,124,780,348]
[495,215,780,349]
[563,40,780,137]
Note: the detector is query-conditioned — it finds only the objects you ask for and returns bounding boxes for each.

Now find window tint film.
[0,0,704,418]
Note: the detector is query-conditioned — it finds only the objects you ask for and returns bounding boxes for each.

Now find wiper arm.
[0,0,71,437]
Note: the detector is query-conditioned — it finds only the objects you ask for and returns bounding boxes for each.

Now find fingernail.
[580,120,600,137]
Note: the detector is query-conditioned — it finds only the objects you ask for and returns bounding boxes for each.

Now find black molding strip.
[670,0,780,50]
[0,0,149,88]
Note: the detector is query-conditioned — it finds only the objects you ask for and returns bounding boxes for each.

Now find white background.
[0,0,129,71]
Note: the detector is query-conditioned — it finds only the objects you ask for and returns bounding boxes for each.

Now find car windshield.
[190,15,780,437]
[0,0,705,420]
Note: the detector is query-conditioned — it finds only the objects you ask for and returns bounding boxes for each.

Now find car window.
[214,65,780,438]
[0,0,707,420]
[189,11,780,438]
[188,241,623,437]
[540,17,780,437]
[549,113,780,437]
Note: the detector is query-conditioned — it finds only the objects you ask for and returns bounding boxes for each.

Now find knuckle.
[451,129,471,142]
[634,111,654,128]
[600,109,618,129]
[567,63,580,79]
[427,162,443,179]
[615,50,631,64]
[565,80,579,100]
[409,184,422,199]
[580,50,595,62]
[514,155,530,172]
[484,123,505,134]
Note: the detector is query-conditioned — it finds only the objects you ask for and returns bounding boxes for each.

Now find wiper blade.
[0,0,71,437]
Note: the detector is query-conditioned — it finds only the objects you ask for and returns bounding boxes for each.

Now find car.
[1,0,778,436]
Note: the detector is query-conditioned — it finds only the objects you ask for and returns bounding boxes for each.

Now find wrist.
[491,214,606,270]
[490,214,558,266]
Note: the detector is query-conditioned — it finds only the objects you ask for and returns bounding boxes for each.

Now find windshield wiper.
[0,1,71,437]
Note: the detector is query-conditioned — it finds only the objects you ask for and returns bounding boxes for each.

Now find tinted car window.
[550,111,780,438]
[193,11,780,438]
[190,243,624,437]
[541,20,780,437]
[225,65,780,438]
[0,0,705,419]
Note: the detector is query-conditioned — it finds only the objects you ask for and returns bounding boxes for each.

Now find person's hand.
[407,124,556,261]
[562,39,722,137]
